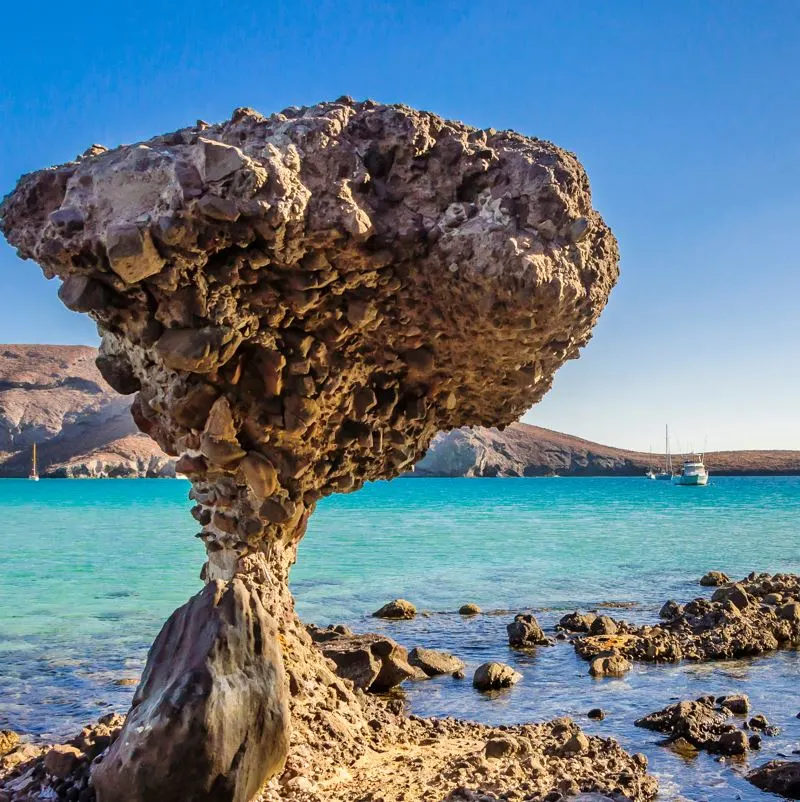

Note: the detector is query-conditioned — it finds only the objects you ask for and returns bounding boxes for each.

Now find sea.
[2,476,800,801]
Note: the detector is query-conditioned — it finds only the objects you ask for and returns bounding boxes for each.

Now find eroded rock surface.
[1,98,620,800]
[573,572,800,667]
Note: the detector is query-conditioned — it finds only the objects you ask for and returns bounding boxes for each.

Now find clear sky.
[2,1,798,451]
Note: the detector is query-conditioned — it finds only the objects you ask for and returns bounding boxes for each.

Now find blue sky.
[2,1,798,451]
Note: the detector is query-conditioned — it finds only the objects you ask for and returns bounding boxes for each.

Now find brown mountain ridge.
[0,345,796,478]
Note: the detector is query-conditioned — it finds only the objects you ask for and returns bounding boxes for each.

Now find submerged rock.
[473,662,522,691]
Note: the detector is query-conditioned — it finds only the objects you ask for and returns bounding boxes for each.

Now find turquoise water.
[2,476,800,800]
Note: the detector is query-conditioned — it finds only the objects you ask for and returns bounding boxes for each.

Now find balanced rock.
[408,646,465,676]
[473,662,522,691]
[372,599,416,620]
[0,99,619,802]
[507,613,550,647]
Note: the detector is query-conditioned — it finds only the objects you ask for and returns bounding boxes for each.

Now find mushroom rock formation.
[1,98,619,801]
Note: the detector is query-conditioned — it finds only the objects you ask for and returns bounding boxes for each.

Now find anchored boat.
[673,455,709,486]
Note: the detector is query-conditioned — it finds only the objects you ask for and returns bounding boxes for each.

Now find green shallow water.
[1,476,799,800]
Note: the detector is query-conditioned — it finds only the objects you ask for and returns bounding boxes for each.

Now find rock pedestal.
[1,99,619,800]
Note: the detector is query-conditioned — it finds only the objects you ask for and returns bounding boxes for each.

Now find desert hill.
[0,345,796,478]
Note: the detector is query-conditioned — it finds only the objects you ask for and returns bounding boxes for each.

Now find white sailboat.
[655,424,673,480]
[29,443,39,481]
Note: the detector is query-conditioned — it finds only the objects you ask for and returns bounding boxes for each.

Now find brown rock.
[473,662,522,691]
[408,647,465,676]
[156,326,242,373]
[44,744,84,778]
[459,603,481,615]
[748,761,800,799]
[373,599,416,620]
[507,613,549,647]
[92,579,289,802]
[700,571,730,587]
[106,224,164,284]
[589,652,631,677]
[0,730,19,757]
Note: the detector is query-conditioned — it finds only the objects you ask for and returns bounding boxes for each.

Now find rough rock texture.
[1,99,620,800]
[473,662,522,690]
[748,761,800,799]
[306,624,417,690]
[409,646,465,676]
[573,572,800,666]
[92,579,288,802]
[372,598,417,619]
[412,422,800,477]
[635,696,775,756]
[507,613,551,647]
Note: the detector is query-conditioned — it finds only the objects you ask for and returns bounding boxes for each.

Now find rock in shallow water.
[408,646,465,676]
[473,662,522,691]
[748,761,800,798]
[372,599,417,620]
[507,613,550,647]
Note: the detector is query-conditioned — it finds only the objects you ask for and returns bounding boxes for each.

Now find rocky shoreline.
[4,571,800,801]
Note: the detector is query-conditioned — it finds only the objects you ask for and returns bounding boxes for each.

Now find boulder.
[748,761,800,799]
[372,599,417,620]
[44,745,84,779]
[589,615,619,636]
[473,662,522,691]
[311,626,416,690]
[92,579,289,802]
[717,694,750,715]
[0,731,19,758]
[700,571,730,587]
[558,611,597,632]
[408,647,464,677]
[507,613,549,647]
[589,652,631,677]
[459,603,481,616]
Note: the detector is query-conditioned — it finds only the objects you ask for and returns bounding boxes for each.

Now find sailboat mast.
[665,424,671,475]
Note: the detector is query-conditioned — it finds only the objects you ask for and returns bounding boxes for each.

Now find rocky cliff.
[0,344,175,477]
[415,423,800,476]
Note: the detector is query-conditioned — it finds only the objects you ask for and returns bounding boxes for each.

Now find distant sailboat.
[29,443,39,481]
[645,446,657,479]
[655,425,673,480]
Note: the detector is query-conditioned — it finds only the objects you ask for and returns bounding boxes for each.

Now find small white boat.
[29,443,39,481]
[645,469,657,480]
[673,455,709,486]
